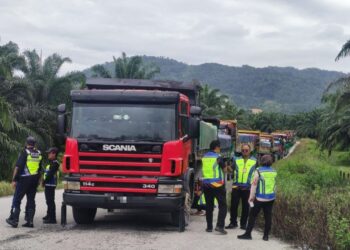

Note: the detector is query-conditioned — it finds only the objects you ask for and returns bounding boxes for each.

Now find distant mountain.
[84,56,346,113]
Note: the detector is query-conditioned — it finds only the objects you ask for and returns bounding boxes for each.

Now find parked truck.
[235,130,260,156]
[57,78,202,231]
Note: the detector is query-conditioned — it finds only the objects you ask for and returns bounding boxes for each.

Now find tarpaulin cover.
[199,121,218,150]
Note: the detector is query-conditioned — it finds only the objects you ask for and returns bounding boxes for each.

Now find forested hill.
[85,56,346,113]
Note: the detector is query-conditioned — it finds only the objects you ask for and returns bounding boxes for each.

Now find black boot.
[8,208,14,220]
[43,217,57,224]
[215,227,228,235]
[237,232,252,240]
[263,234,269,241]
[225,223,238,229]
[22,209,34,228]
[6,208,20,228]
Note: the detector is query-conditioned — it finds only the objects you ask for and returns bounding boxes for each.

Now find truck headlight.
[64,181,80,190]
[158,184,182,194]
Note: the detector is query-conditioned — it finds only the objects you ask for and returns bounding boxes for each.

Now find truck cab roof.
[86,78,200,105]
[71,89,183,104]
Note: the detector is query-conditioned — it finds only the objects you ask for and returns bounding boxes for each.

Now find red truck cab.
[58,79,201,231]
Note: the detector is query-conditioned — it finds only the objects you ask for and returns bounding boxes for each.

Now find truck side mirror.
[190,106,202,116]
[189,117,200,139]
[57,104,67,142]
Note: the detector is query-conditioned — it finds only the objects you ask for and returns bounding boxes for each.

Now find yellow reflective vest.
[202,152,224,188]
[233,157,256,188]
[256,166,277,200]
[22,149,42,176]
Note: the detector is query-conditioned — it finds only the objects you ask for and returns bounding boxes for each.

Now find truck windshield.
[71,103,176,142]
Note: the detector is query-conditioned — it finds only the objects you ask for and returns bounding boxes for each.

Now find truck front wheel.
[72,207,97,224]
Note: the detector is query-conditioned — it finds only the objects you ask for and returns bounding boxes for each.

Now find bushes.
[272,139,350,249]
[0,181,14,197]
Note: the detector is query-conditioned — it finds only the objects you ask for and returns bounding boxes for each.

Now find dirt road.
[0,190,293,250]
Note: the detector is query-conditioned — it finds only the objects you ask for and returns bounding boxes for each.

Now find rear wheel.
[72,207,97,224]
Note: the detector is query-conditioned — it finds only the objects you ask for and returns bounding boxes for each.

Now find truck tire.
[72,207,97,224]
[171,192,191,232]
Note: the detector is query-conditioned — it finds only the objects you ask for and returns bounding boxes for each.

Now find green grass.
[0,181,14,197]
[0,181,64,197]
[272,139,350,249]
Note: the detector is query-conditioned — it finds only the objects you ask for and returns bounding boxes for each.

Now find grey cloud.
[0,0,350,73]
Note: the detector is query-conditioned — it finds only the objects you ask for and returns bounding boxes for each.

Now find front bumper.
[63,192,183,211]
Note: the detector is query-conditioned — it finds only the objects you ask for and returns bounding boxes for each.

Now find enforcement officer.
[238,154,277,241]
[42,147,60,224]
[201,140,227,235]
[6,136,42,228]
[226,144,257,230]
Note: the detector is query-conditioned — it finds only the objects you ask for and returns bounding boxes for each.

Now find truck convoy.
[57,78,295,231]
[58,78,202,231]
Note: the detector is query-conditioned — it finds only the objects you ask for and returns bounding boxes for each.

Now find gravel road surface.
[0,190,294,250]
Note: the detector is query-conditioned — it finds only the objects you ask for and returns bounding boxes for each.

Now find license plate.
[117,196,127,204]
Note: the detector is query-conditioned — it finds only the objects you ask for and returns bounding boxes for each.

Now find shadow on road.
[68,210,178,232]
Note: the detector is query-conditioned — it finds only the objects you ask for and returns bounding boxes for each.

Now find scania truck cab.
[58,78,201,231]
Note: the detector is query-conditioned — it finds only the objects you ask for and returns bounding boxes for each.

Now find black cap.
[46,147,59,154]
[26,136,36,146]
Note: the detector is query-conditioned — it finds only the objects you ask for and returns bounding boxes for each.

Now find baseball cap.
[46,147,59,154]
[26,136,36,146]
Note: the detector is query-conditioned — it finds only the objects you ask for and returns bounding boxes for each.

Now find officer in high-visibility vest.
[238,154,277,241]
[202,140,227,235]
[226,144,257,230]
[6,136,42,228]
[42,147,60,224]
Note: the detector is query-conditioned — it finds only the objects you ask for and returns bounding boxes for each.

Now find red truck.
[57,78,201,231]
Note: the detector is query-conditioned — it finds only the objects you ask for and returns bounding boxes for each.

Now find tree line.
[1,39,350,180]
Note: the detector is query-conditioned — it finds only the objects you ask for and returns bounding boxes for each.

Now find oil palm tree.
[22,50,84,106]
[199,84,229,116]
[91,52,160,79]
[335,39,350,61]
[113,52,160,79]
[317,39,350,153]
[0,41,25,79]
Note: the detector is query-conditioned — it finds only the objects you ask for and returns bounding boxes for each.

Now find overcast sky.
[1,0,350,73]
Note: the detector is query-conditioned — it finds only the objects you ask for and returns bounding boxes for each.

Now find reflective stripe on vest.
[23,149,42,176]
[44,163,57,187]
[234,157,256,187]
[202,152,224,187]
[198,193,206,205]
[197,193,218,206]
[256,167,277,200]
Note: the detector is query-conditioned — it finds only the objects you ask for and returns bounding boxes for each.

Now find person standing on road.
[6,136,42,228]
[238,154,277,241]
[42,147,60,224]
[201,140,227,235]
[226,144,256,230]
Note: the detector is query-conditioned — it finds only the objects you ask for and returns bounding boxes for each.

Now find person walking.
[6,136,42,228]
[201,140,227,235]
[42,147,60,224]
[226,144,257,230]
[238,154,277,241]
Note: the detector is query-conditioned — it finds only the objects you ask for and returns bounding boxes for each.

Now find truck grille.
[78,152,161,193]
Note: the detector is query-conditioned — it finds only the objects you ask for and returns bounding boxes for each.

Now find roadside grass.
[0,169,64,198]
[272,139,350,250]
[0,181,13,197]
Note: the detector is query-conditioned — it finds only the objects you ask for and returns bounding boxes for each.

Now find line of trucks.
[57,78,295,231]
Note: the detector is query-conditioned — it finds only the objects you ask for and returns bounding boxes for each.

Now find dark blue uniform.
[7,147,42,227]
[43,160,59,223]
